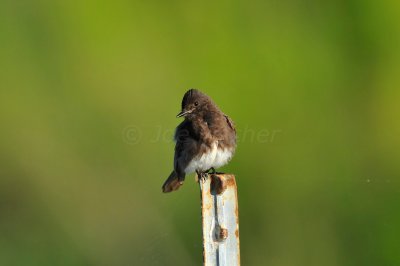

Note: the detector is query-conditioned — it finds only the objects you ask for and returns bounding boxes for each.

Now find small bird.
[162,89,236,193]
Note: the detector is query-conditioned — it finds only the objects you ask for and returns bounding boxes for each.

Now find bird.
[162,89,236,193]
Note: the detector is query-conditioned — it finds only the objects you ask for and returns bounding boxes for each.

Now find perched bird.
[162,89,236,193]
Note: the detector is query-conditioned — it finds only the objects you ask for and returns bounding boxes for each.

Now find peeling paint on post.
[199,174,240,266]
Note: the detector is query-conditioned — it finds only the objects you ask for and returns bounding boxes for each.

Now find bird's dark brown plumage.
[162,89,236,193]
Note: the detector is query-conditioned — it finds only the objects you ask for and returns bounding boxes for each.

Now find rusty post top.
[199,173,240,266]
[209,174,237,195]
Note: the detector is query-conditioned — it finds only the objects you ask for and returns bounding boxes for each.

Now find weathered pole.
[199,174,240,266]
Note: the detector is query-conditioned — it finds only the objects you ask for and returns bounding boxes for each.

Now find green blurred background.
[1,0,400,265]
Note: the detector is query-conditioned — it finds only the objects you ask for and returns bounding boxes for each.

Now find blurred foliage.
[1,0,400,265]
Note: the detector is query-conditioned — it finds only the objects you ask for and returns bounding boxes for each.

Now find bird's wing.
[173,120,198,177]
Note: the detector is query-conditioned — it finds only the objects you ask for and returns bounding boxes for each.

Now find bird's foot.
[196,171,209,183]
[207,167,216,174]
[206,167,224,175]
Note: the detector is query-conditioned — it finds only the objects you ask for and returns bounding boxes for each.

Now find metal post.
[199,174,240,266]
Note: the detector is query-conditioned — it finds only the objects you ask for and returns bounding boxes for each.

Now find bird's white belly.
[184,142,234,174]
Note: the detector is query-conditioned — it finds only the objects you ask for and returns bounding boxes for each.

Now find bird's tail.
[162,171,184,193]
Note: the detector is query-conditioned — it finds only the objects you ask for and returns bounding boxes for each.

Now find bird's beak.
[176,109,192,117]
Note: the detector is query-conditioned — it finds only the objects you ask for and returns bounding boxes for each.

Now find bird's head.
[177,89,212,119]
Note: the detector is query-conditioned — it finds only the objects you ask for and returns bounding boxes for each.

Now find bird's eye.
[194,101,199,106]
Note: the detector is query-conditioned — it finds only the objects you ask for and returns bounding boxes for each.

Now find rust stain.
[210,174,227,195]
[203,202,212,211]
[232,174,241,265]
[235,205,239,223]
[224,175,236,187]
[220,228,228,240]
[217,227,228,241]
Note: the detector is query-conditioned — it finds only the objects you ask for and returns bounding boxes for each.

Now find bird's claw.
[201,172,209,183]
[208,167,216,174]
[197,171,209,183]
